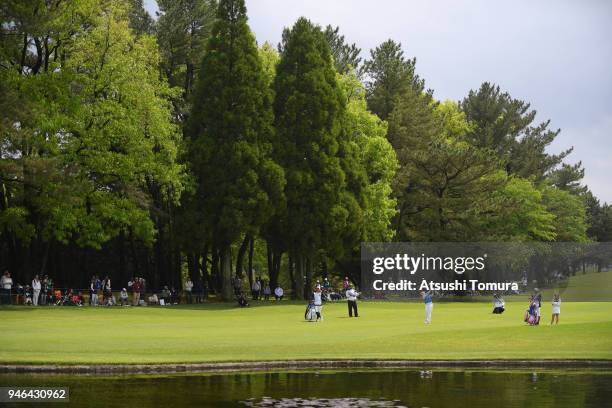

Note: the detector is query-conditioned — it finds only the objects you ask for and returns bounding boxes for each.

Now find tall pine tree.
[273,17,347,299]
[188,0,283,300]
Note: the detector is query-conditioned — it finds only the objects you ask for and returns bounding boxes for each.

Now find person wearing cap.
[274,285,284,300]
[120,288,129,306]
[346,285,360,317]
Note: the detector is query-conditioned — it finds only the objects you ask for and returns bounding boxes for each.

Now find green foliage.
[548,162,587,195]
[273,17,346,256]
[363,39,426,120]
[339,71,397,243]
[0,0,184,249]
[258,41,279,87]
[542,186,589,242]
[127,0,155,36]
[460,82,570,181]
[389,98,506,241]
[156,0,217,117]
[188,0,283,248]
[584,191,612,242]
[485,178,556,241]
[323,25,362,76]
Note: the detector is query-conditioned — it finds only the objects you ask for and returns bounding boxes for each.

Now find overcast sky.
[145,0,612,203]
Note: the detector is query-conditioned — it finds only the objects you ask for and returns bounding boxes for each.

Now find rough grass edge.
[2,359,612,374]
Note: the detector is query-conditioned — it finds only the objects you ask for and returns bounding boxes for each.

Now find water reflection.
[241,397,405,407]
[1,369,611,407]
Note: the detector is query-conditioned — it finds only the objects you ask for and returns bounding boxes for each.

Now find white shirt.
[313,292,322,306]
[32,279,41,291]
[274,287,283,297]
[1,276,12,290]
[185,280,193,291]
[346,289,359,301]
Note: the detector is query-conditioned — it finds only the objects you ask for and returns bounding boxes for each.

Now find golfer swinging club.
[346,284,359,317]
[421,291,433,324]
[313,286,323,321]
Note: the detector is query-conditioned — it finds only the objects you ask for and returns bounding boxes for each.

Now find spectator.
[170,286,179,304]
[274,285,284,300]
[24,285,32,305]
[161,286,171,305]
[194,278,203,304]
[94,275,102,294]
[40,275,49,305]
[45,276,54,305]
[15,283,24,304]
[185,277,194,304]
[233,275,242,296]
[132,278,142,306]
[32,274,41,306]
[323,278,331,290]
[251,278,261,300]
[74,291,84,307]
[343,276,350,292]
[237,292,249,307]
[263,281,271,300]
[120,288,129,306]
[89,277,98,306]
[103,276,112,304]
[1,270,13,305]
[148,293,159,305]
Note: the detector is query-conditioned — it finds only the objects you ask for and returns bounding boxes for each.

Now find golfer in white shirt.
[313,287,323,321]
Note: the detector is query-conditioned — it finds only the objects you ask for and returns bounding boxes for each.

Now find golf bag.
[305,302,316,321]
[524,302,538,325]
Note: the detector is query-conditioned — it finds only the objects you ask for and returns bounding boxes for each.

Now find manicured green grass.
[0,300,611,364]
[504,270,612,302]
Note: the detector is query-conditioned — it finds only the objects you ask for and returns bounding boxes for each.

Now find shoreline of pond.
[2,359,611,374]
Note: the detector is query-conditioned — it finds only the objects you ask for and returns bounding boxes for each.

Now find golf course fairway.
[0,301,610,365]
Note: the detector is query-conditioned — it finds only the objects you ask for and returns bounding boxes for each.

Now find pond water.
[1,369,611,407]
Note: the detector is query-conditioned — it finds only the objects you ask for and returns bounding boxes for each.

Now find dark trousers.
[348,300,358,317]
[2,289,11,305]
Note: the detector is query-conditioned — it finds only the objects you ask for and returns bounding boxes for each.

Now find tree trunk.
[211,246,220,295]
[248,236,254,287]
[219,245,233,301]
[235,234,250,278]
[288,253,297,300]
[304,256,313,300]
[295,255,304,300]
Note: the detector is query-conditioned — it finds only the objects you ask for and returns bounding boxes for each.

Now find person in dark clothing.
[194,279,203,303]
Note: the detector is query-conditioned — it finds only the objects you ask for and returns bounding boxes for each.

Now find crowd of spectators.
[0,268,352,307]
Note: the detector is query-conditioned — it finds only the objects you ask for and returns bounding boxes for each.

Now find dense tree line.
[1,0,610,296]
